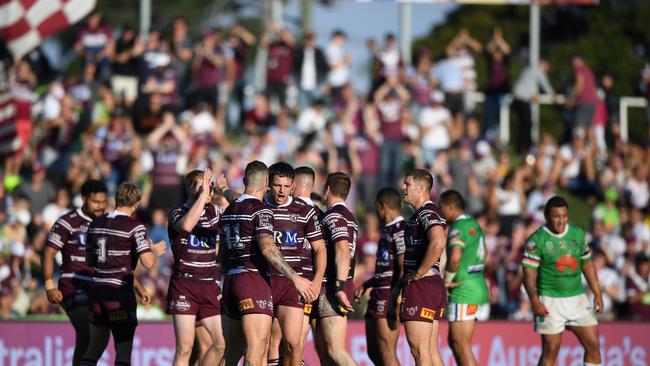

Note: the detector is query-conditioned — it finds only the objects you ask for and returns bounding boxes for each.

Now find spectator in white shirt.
[418,90,452,167]
[625,165,649,209]
[326,30,352,99]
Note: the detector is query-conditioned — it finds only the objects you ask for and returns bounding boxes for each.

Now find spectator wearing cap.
[566,55,599,134]
[593,187,621,233]
[473,140,498,185]
[15,162,55,218]
[374,76,410,188]
[293,31,329,110]
[626,253,650,321]
[326,29,352,99]
[112,24,142,106]
[262,22,295,108]
[512,59,555,154]
[192,28,232,114]
[141,50,177,108]
[75,11,114,81]
[417,90,452,168]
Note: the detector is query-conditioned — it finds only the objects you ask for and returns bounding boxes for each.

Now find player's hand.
[404,271,424,285]
[45,289,63,304]
[150,240,167,257]
[201,168,213,199]
[354,285,370,303]
[293,276,316,302]
[531,298,549,317]
[308,282,322,302]
[216,173,229,192]
[335,291,354,313]
[593,293,604,313]
[138,289,152,305]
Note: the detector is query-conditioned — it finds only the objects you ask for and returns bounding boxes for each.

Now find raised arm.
[174,170,212,234]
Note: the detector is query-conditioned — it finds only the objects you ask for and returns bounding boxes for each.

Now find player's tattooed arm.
[258,233,296,281]
[216,173,241,203]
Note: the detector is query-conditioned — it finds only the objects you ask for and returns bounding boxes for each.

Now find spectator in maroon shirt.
[484,28,511,139]
[243,94,276,136]
[146,113,189,213]
[75,11,113,81]
[225,24,256,128]
[193,28,232,114]
[261,22,295,108]
[373,76,410,188]
[567,55,599,133]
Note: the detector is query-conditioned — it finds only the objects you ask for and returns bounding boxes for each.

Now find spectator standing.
[567,56,598,134]
[484,28,511,139]
[446,29,482,115]
[193,29,230,114]
[171,17,193,104]
[224,24,256,130]
[625,165,649,210]
[418,90,452,168]
[111,24,142,106]
[433,54,464,130]
[406,52,436,120]
[512,59,555,154]
[75,11,113,81]
[292,32,329,110]
[374,77,410,189]
[326,30,352,99]
[16,162,55,218]
[262,23,295,108]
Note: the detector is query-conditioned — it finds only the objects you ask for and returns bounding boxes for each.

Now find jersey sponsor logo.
[239,298,254,311]
[49,232,62,243]
[108,310,128,322]
[555,254,579,272]
[304,303,312,315]
[274,230,299,246]
[188,234,216,249]
[467,304,478,315]
[78,233,87,246]
[331,226,347,234]
[420,307,435,320]
[256,300,268,309]
[559,241,567,250]
[135,230,147,248]
[258,213,272,228]
[469,227,476,236]
[175,297,191,312]
[289,214,299,222]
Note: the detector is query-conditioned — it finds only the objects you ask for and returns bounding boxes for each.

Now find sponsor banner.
[0,321,647,365]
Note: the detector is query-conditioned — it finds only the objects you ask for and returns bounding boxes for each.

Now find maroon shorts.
[270,275,303,310]
[223,272,273,319]
[314,279,355,318]
[89,284,138,327]
[166,278,222,320]
[59,277,91,311]
[365,288,391,319]
[400,275,447,323]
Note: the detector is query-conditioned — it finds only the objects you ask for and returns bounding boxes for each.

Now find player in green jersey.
[440,190,488,366]
[522,196,603,366]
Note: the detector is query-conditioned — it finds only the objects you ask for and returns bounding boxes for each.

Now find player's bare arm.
[258,232,315,301]
[444,246,464,289]
[216,173,242,203]
[42,246,63,304]
[140,239,167,270]
[175,169,213,233]
[523,267,549,316]
[310,238,327,295]
[133,278,151,305]
[334,239,354,311]
[581,258,604,313]
[407,225,445,283]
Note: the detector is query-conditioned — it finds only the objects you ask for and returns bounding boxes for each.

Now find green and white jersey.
[447,215,488,305]
[522,224,591,298]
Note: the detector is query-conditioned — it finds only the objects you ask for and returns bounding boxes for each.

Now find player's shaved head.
[376,187,401,211]
[244,160,269,191]
[294,166,316,192]
[440,190,465,211]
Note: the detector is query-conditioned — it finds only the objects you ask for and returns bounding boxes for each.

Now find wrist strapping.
[335,279,346,292]
[44,279,57,291]
[444,271,456,286]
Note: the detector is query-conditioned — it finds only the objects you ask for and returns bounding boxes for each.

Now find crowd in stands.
[1,11,650,321]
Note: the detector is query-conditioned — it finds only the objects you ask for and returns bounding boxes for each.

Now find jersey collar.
[109,210,130,218]
[386,216,404,226]
[236,194,258,202]
[543,224,569,238]
[331,201,347,209]
[455,214,469,222]
[298,196,314,206]
[264,195,293,208]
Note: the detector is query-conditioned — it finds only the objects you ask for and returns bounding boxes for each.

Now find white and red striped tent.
[0,0,95,159]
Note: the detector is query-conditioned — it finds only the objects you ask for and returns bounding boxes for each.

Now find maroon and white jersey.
[220,195,274,274]
[168,203,220,281]
[46,208,94,281]
[295,196,325,277]
[86,211,151,287]
[321,202,358,283]
[264,196,323,276]
[404,201,447,275]
[373,216,406,289]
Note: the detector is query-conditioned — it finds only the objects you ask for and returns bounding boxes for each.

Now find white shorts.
[534,294,598,334]
[446,302,490,322]
[111,75,138,102]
